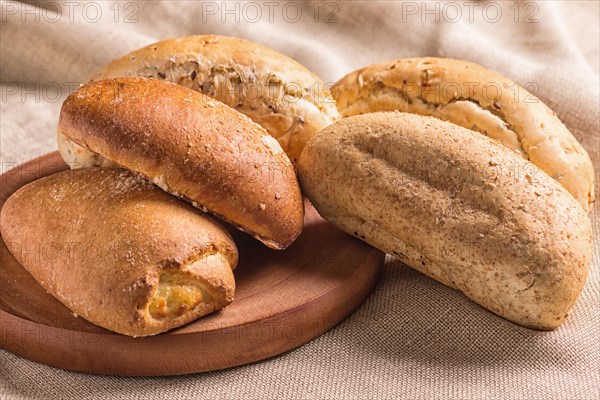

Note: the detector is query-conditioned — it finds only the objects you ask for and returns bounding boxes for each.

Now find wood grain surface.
[0,152,385,376]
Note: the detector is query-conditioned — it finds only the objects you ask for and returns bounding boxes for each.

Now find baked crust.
[58,34,340,166]
[332,58,595,211]
[0,168,238,337]
[298,112,592,330]
[58,77,304,250]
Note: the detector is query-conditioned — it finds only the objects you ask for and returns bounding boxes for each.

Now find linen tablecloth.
[1,1,598,398]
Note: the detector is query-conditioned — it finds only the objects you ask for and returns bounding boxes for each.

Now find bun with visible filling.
[0,168,238,337]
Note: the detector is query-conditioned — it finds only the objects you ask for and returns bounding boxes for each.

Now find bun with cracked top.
[332,58,594,211]
[58,34,340,167]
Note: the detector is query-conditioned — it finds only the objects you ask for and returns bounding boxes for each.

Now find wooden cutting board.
[0,152,385,376]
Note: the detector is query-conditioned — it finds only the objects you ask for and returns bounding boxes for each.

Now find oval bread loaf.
[0,168,238,337]
[58,34,340,167]
[332,58,595,211]
[298,112,592,330]
[59,77,304,250]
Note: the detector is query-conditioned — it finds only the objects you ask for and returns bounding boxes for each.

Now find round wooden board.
[0,152,384,376]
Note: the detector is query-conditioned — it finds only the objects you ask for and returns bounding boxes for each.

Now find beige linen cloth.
[1,1,599,399]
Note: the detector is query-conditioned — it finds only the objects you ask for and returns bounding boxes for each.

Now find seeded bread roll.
[58,34,340,167]
[58,77,304,250]
[0,168,238,337]
[332,58,595,211]
[298,112,592,330]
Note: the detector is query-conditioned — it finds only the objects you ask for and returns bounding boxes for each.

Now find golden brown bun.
[332,58,595,211]
[58,34,340,166]
[0,168,238,337]
[298,112,592,330]
[58,77,304,250]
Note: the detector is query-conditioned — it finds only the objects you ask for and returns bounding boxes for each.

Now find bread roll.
[298,112,592,330]
[332,58,594,211]
[58,77,303,250]
[0,168,238,337]
[58,34,340,167]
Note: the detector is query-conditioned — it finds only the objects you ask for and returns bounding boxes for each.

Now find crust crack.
[111,60,328,116]
[346,80,529,159]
